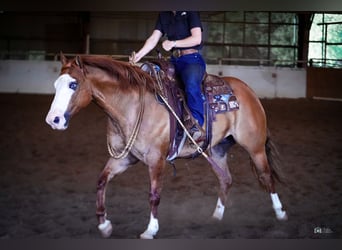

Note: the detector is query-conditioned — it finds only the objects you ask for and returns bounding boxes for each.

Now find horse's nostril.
[53,116,60,124]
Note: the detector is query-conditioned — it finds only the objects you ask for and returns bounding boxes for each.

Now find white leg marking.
[140,213,159,239]
[98,219,113,238]
[212,197,225,220]
[270,193,288,220]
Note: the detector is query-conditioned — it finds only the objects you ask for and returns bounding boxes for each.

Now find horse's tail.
[265,130,285,184]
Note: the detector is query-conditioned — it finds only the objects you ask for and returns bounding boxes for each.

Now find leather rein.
[106,58,229,180]
[106,86,145,159]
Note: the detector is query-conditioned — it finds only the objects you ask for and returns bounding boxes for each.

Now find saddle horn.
[156,49,162,59]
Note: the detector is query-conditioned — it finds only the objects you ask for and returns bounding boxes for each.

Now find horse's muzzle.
[45,111,70,130]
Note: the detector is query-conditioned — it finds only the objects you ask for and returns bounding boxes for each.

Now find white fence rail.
[0,59,306,98]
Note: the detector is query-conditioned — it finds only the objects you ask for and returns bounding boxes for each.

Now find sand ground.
[0,94,341,239]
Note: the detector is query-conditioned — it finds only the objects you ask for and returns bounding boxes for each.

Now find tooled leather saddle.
[140,56,239,161]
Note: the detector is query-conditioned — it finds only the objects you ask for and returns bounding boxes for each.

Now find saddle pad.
[204,75,239,114]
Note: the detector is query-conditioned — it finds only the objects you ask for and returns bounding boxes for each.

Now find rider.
[131,11,206,140]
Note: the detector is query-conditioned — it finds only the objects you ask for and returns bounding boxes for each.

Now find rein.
[106,61,228,180]
[146,62,207,156]
[106,86,145,159]
[157,93,204,155]
[148,62,228,179]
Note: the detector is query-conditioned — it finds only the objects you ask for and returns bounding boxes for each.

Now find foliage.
[309,13,342,67]
[203,12,341,67]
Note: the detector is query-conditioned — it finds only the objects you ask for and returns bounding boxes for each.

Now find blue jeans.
[171,53,206,126]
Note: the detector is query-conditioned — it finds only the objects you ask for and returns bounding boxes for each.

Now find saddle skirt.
[140,58,239,161]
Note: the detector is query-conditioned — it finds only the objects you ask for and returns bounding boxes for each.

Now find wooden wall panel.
[307,67,342,99]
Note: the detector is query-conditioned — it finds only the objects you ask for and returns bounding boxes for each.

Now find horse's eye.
[69,81,78,91]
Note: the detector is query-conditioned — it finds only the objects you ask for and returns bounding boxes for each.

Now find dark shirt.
[154,11,203,50]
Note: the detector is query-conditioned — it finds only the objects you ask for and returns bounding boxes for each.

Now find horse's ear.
[60,51,68,65]
[75,55,84,69]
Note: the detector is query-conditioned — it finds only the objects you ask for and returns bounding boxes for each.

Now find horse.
[45,53,287,239]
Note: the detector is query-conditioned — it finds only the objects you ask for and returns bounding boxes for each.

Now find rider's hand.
[162,40,176,52]
[129,51,137,65]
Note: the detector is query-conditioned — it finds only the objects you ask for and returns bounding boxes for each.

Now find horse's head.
[45,52,92,130]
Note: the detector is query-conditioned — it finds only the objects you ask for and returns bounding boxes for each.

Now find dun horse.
[45,53,287,239]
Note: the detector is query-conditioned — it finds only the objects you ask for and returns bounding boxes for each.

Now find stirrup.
[189,125,206,143]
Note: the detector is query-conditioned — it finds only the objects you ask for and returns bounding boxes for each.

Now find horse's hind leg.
[96,157,133,238]
[248,140,287,221]
[209,137,234,220]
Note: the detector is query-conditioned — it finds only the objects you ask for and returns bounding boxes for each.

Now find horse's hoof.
[275,210,288,221]
[212,198,225,220]
[98,219,113,238]
[212,213,224,221]
[140,230,155,239]
[212,207,224,220]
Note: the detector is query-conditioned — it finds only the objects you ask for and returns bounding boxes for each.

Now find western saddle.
[140,56,239,161]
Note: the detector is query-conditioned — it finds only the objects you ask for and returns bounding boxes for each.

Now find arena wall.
[0,60,307,98]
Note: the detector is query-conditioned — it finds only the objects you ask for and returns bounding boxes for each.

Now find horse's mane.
[79,55,155,92]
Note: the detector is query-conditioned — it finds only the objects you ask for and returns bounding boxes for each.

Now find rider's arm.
[162,27,202,51]
[133,30,163,63]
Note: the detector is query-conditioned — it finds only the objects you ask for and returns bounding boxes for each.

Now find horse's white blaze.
[45,74,76,130]
[270,193,288,220]
[140,213,159,239]
[212,197,225,220]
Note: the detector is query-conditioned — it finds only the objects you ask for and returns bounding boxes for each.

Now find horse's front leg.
[96,156,134,238]
[210,141,233,220]
[140,157,166,239]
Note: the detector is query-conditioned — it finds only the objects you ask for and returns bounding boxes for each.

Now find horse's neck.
[90,79,143,133]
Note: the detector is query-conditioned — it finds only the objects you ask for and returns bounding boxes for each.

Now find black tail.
[265,131,285,184]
